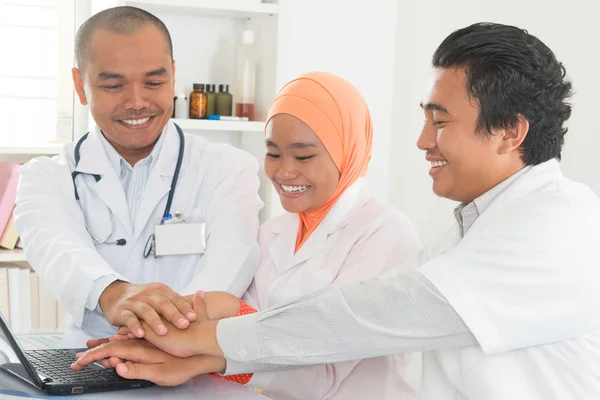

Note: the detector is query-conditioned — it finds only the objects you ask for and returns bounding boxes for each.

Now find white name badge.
[154,222,206,256]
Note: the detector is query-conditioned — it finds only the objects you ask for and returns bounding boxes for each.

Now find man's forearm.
[216,270,477,370]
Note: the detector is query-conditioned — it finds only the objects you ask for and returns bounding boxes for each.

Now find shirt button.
[238,348,248,358]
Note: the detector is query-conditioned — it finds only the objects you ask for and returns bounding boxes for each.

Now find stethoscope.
[72,123,185,257]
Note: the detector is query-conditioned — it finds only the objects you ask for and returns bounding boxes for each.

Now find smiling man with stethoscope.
[13,6,263,345]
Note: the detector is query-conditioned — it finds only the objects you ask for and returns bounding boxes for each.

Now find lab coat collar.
[73,126,131,235]
[269,180,371,274]
[463,158,562,239]
[72,121,184,240]
[97,123,168,176]
[74,121,182,178]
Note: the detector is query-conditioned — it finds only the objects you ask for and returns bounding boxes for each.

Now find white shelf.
[125,1,278,18]
[0,249,27,263]
[0,144,63,155]
[172,119,265,132]
[0,120,263,157]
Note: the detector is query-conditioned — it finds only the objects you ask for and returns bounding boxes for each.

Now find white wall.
[272,0,400,216]
[390,0,600,243]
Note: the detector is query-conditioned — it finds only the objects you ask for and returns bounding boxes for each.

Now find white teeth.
[281,185,310,193]
[431,160,448,168]
[122,117,151,126]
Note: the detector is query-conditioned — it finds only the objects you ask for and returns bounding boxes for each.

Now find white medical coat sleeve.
[86,274,122,310]
[419,191,600,355]
[14,157,128,327]
[218,269,475,371]
[244,217,422,400]
[180,147,262,297]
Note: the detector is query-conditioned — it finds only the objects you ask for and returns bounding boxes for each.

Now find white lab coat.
[242,182,421,400]
[412,159,600,399]
[14,121,263,341]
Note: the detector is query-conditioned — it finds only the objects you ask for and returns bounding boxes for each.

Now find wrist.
[98,280,129,312]
[194,356,226,375]
[191,320,223,357]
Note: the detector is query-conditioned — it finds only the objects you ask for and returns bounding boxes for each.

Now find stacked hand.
[72,290,243,385]
[98,281,198,338]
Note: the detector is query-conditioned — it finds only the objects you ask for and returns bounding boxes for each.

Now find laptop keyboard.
[25,349,126,384]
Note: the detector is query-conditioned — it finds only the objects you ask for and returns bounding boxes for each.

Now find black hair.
[432,22,573,165]
[75,6,173,70]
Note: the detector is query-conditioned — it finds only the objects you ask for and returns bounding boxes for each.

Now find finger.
[72,341,158,371]
[182,293,194,307]
[109,334,131,342]
[117,326,131,336]
[72,344,112,371]
[108,356,124,368]
[118,310,145,338]
[116,362,180,386]
[138,320,174,355]
[130,302,168,336]
[191,291,208,322]
[172,293,197,322]
[86,338,109,349]
[101,359,112,369]
[148,296,190,330]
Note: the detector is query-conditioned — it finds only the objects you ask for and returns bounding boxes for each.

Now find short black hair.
[75,6,173,71]
[432,22,573,165]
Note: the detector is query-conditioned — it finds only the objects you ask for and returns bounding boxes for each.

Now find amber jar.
[189,83,207,119]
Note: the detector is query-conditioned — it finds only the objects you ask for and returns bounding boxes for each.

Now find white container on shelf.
[175,93,188,119]
[235,29,258,121]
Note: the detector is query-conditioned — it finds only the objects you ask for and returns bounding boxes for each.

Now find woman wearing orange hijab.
[76,72,421,398]
[227,72,422,398]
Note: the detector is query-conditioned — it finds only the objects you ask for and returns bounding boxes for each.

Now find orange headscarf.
[266,72,373,252]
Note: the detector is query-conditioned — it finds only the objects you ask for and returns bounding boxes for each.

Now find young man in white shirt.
[74,22,600,399]
[14,6,263,345]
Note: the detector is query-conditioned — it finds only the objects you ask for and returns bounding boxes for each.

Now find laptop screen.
[0,312,44,387]
[0,324,20,365]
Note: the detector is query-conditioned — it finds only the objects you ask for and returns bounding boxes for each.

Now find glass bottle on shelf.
[189,83,207,119]
[215,84,233,117]
[206,84,216,117]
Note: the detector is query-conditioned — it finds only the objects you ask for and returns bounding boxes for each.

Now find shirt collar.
[454,165,532,235]
[98,124,168,175]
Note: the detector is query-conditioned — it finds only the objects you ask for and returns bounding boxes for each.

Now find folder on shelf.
[7,266,21,333]
[0,267,9,325]
[0,163,19,238]
[0,212,19,250]
[30,271,40,331]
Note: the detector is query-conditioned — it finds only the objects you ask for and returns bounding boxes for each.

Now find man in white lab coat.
[74,23,600,399]
[14,6,263,344]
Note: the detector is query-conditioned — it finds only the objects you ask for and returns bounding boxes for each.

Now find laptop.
[0,312,153,396]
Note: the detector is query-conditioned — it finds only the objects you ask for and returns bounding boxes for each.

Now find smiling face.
[264,114,341,213]
[72,24,175,165]
[417,67,526,203]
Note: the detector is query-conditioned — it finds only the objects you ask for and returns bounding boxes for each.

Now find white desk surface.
[0,371,269,399]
